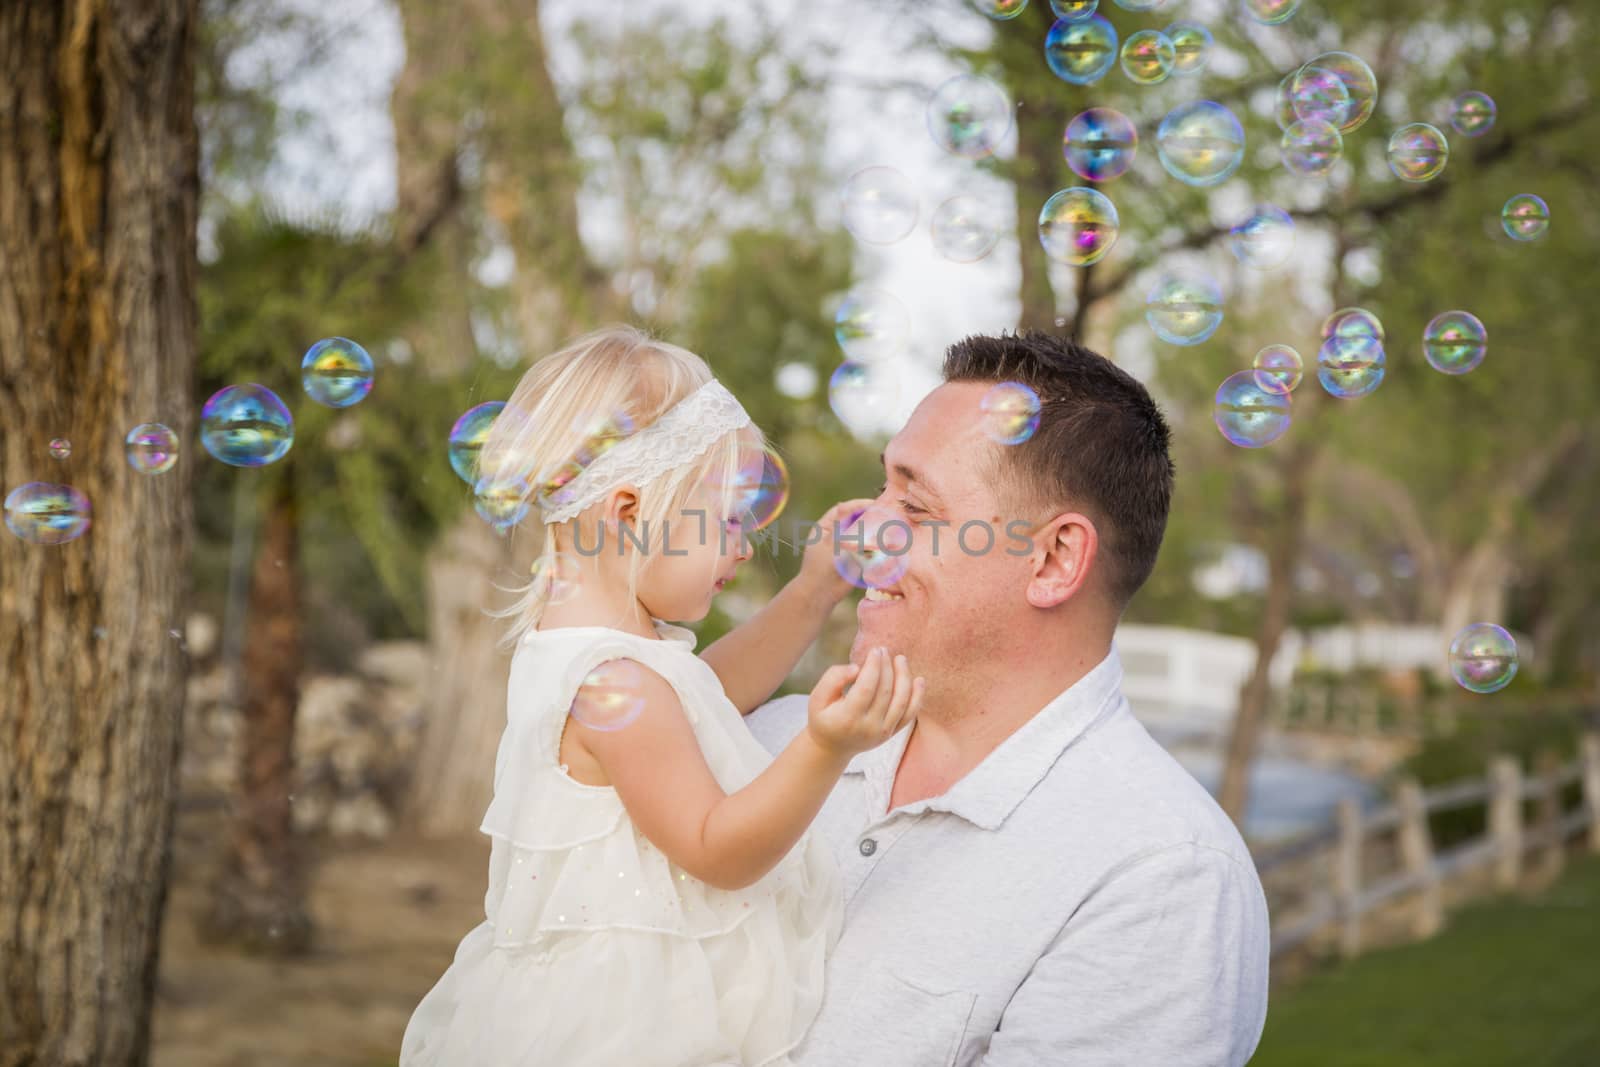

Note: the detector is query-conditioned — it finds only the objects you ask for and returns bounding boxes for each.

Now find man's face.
[850,382,1041,675]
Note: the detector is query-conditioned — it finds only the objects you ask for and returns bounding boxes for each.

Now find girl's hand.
[796,498,877,608]
[805,646,923,760]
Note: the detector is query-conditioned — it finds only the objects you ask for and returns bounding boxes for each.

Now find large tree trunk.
[392,0,598,836]
[0,1,199,1063]
[202,466,313,952]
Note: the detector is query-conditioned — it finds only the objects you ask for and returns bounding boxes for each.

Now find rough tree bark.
[0,1,199,1063]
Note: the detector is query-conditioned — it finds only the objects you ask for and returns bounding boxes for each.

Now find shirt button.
[859,837,878,857]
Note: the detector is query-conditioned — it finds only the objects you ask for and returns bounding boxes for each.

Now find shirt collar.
[845,647,1127,831]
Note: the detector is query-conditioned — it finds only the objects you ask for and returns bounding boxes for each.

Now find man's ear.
[1026,512,1097,609]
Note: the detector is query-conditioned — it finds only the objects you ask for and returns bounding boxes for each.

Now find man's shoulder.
[745,693,809,756]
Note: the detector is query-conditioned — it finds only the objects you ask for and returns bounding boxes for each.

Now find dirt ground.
[151,811,490,1067]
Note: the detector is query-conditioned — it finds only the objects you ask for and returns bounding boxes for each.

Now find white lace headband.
[538,379,752,524]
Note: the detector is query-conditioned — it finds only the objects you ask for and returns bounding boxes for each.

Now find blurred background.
[2,0,1598,1064]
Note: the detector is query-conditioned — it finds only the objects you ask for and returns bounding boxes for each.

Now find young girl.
[400,326,923,1067]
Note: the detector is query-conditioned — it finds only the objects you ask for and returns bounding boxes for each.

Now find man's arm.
[980,842,1271,1067]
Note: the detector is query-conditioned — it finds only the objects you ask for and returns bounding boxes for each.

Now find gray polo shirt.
[744,649,1270,1067]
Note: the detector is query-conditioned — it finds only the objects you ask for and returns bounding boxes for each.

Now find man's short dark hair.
[943,330,1174,608]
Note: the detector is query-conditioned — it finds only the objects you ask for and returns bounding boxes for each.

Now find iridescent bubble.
[1156,101,1245,187]
[1274,73,1299,132]
[1112,0,1166,9]
[531,552,582,606]
[1038,187,1120,266]
[535,409,635,515]
[301,337,374,408]
[1450,91,1496,138]
[1448,622,1518,694]
[1242,0,1299,24]
[1502,194,1549,241]
[200,383,294,468]
[1387,123,1449,182]
[841,166,918,245]
[1063,108,1138,182]
[1146,274,1224,346]
[1302,52,1378,133]
[1214,371,1291,448]
[1167,22,1212,76]
[715,444,791,531]
[1121,30,1175,85]
[4,482,92,545]
[570,659,647,732]
[126,423,179,474]
[1046,15,1118,86]
[980,382,1041,446]
[1321,306,1385,342]
[48,438,71,460]
[829,361,902,440]
[1289,65,1352,127]
[1281,119,1342,177]
[1252,344,1304,394]
[1051,0,1097,17]
[473,474,530,532]
[1229,205,1295,270]
[1422,310,1487,375]
[927,75,1013,160]
[1316,333,1386,398]
[931,196,1004,262]
[447,401,505,485]
[835,288,910,364]
[833,503,912,591]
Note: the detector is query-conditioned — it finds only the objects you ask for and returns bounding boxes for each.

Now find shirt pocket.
[869,969,978,1067]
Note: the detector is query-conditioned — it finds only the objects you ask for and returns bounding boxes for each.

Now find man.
[745,331,1270,1066]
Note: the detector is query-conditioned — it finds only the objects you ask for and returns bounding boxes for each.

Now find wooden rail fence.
[1256,732,1600,960]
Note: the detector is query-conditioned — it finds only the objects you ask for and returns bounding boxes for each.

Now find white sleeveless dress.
[400,619,844,1067]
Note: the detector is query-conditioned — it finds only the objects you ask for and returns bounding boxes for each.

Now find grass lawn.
[1250,853,1600,1066]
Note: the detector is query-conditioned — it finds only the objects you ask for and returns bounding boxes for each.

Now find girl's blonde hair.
[477,324,763,647]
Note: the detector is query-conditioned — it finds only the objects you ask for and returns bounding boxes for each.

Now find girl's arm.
[701,498,872,715]
[574,647,920,892]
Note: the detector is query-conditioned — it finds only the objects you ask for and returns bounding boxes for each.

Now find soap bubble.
[1229,206,1295,270]
[1214,371,1291,448]
[1242,0,1299,23]
[1448,623,1518,694]
[1156,101,1245,187]
[1316,333,1386,398]
[1063,108,1138,182]
[301,337,374,408]
[1450,91,1496,137]
[48,438,71,460]
[1121,30,1175,85]
[4,482,92,545]
[448,401,505,484]
[1273,73,1299,131]
[1038,187,1120,266]
[1252,344,1304,394]
[1322,306,1385,342]
[1300,52,1378,133]
[531,552,582,606]
[1422,310,1487,375]
[535,410,636,516]
[1046,15,1118,86]
[1167,22,1212,76]
[1113,0,1168,9]
[931,196,1004,262]
[1289,65,1352,127]
[1281,119,1342,177]
[927,75,1012,159]
[126,423,180,474]
[473,474,530,532]
[1387,123,1449,182]
[1050,0,1097,18]
[980,382,1041,445]
[1501,194,1549,241]
[570,659,647,732]
[833,503,912,591]
[842,167,917,246]
[829,361,902,440]
[835,288,910,364]
[715,444,791,531]
[1146,274,1224,345]
[200,384,294,468]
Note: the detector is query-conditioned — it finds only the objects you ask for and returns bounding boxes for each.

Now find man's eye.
[901,501,925,516]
